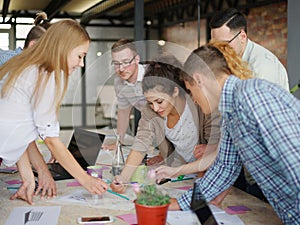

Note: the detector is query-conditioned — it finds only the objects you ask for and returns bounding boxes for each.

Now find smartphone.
[77,216,113,224]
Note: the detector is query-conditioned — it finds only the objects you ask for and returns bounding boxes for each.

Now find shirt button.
[274,198,278,202]
[287,213,292,218]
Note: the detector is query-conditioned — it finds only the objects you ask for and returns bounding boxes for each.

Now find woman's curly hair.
[208,41,253,80]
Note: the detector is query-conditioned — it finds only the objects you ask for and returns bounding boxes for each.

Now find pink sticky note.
[4,166,18,170]
[67,181,82,187]
[117,213,137,224]
[5,179,22,185]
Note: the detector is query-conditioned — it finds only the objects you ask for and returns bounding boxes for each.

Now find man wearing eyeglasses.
[209,8,289,91]
[206,8,289,204]
[106,38,146,146]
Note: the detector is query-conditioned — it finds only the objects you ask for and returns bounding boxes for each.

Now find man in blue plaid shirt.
[168,43,300,225]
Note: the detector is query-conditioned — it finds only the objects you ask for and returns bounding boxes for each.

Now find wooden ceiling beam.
[44,0,71,20]
[2,0,11,22]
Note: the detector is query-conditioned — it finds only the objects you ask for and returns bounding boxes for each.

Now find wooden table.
[0,172,284,225]
[0,130,284,225]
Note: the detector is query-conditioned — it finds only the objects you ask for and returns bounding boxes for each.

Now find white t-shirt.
[0,66,60,166]
[164,101,198,164]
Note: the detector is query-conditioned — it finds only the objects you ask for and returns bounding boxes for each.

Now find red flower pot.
[134,201,170,225]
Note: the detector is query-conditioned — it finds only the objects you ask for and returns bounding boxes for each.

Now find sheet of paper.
[167,206,245,225]
[4,206,61,225]
[167,210,200,225]
[210,205,246,225]
[48,190,135,211]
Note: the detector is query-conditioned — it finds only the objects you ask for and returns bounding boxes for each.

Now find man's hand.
[168,198,181,210]
[209,187,232,207]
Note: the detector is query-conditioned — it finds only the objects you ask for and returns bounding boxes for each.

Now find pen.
[113,181,138,186]
[170,177,194,182]
[107,189,131,201]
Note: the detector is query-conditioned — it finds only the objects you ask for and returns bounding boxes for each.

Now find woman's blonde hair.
[208,41,252,80]
[0,19,90,113]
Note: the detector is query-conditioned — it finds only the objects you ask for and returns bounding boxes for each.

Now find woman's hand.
[81,175,108,195]
[12,150,36,204]
[101,143,116,150]
[155,165,181,182]
[36,168,57,199]
[193,144,207,159]
[110,175,127,194]
[47,153,56,163]
[146,154,164,166]
[10,179,36,205]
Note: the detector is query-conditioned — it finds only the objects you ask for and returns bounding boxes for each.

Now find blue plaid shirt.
[0,47,22,66]
[177,76,300,224]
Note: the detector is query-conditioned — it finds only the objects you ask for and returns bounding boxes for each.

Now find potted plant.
[133,170,170,225]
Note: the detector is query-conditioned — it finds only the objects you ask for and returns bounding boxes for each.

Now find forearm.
[44,137,87,182]
[26,141,48,172]
[117,108,131,141]
[17,151,34,183]
[175,143,218,176]
[197,143,218,169]
[120,150,146,181]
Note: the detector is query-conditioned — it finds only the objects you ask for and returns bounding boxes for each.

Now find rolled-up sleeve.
[32,74,60,140]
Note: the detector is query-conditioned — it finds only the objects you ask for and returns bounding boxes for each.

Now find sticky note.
[225,205,251,214]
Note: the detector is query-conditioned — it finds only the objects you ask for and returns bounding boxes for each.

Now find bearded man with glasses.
[209,8,289,91]
[102,39,146,149]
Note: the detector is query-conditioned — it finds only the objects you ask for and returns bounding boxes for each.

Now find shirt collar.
[219,75,240,113]
[124,64,145,86]
[16,47,23,54]
[242,39,252,62]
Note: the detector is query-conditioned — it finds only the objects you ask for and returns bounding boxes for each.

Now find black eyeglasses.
[111,55,137,68]
[227,31,241,43]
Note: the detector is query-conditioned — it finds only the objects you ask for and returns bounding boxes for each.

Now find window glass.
[0,33,9,49]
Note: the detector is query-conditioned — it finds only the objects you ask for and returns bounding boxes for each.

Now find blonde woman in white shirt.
[0,19,107,205]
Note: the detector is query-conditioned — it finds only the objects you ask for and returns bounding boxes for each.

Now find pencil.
[106,189,130,201]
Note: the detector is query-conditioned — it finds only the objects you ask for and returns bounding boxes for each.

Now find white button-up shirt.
[0,66,60,166]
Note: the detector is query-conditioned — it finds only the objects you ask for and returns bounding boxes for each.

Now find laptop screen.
[68,128,105,170]
[190,182,218,225]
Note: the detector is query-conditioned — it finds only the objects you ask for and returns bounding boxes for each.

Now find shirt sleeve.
[131,106,163,152]
[249,87,300,207]
[32,74,60,140]
[177,125,242,210]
